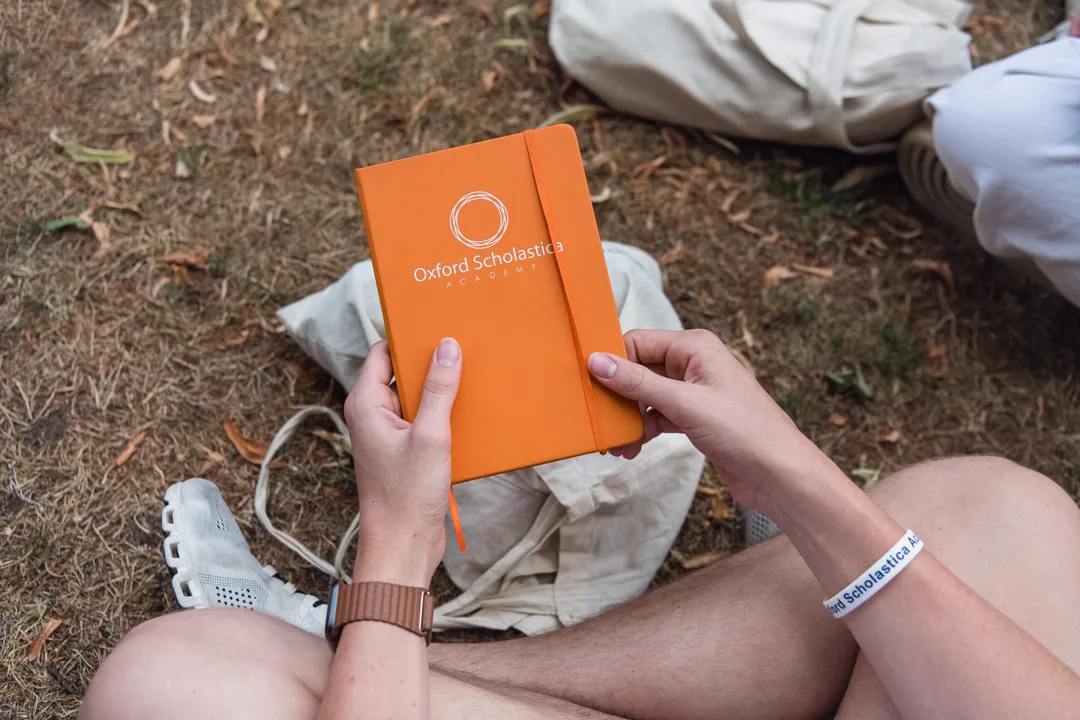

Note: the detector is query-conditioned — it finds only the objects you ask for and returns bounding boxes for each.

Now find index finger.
[356,341,395,389]
[623,329,685,366]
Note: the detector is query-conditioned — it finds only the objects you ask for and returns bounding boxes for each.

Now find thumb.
[588,352,682,411]
[412,338,463,436]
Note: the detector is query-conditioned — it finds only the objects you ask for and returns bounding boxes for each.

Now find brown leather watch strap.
[334,582,434,645]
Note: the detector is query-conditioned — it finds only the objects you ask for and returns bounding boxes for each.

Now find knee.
[872,456,1080,542]
[82,609,254,719]
[931,74,1032,183]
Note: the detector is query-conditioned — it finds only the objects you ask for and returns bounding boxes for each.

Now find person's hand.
[588,329,835,511]
[343,338,462,588]
[1070,15,1080,37]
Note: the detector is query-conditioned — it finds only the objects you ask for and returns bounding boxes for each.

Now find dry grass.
[0,0,1074,716]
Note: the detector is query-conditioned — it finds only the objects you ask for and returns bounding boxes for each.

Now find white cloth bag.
[275,243,705,635]
[549,0,972,152]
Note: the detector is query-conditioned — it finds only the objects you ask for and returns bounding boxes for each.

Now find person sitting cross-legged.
[83,330,1080,719]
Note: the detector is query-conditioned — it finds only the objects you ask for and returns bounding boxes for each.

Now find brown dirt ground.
[0,0,1074,716]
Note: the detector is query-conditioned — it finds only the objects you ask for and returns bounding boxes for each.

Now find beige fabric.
[549,0,972,153]
[277,243,705,634]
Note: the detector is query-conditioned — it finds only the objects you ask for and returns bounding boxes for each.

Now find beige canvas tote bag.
[550,0,972,153]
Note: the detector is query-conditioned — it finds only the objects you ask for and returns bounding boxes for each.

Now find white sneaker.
[162,477,327,636]
[743,507,782,547]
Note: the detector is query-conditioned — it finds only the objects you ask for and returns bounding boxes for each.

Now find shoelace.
[262,565,298,596]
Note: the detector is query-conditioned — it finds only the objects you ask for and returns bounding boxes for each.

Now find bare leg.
[83,457,1080,720]
[81,609,621,720]
[430,457,1080,719]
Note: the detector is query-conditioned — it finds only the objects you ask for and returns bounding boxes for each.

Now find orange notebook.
[354,124,643,484]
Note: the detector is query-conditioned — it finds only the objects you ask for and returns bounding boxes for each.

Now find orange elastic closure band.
[448,488,467,553]
[523,129,608,455]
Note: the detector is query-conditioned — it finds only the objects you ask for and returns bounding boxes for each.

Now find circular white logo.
[450,191,508,250]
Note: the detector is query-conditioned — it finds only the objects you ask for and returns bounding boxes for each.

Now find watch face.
[325,583,339,642]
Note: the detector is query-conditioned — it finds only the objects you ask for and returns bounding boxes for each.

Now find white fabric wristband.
[823,530,924,619]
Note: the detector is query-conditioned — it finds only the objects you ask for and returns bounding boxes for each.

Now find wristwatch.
[325,581,434,649]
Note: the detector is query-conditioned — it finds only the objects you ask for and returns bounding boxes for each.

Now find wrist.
[353,531,441,588]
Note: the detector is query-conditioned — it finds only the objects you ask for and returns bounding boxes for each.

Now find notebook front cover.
[356,126,640,482]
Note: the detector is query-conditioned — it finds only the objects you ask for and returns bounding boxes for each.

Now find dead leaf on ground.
[259,55,278,72]
[189,79,216,103]
[926,343,949,378]
[171,265,194,287]
[114,431,146,466]
[313,429,352,456]
[720,189,741,214]
[728,208,751,224]
[160,248,209,270]
[709,494,735,522]
[671,549,731,570]
[828,413,848,426]
[100,200,141,216]
[965,14,1005,36]
[536,104,605,129]
[831,164,895,193]
[192,115,216,128]
[658,241,685,266]
[764,266,797,288]
[105,0,141,47]
[792,263,834,279]
[223,419,282,467]
[631,155,667,184]
[911,259,956,297]
[410,86,446,128]
[881,429,903,444]
[218,34,240,64]
[481,69,497,92]
[159,56,182,81]
[761,228,780,244]
[590,187,612,204]
[875,206,923,240]
[196,449,227,476]
[530,0,552,18]
[211,329,250,350]
[862,233,888,252]
[297,101,309,116]
[50,131,133,164]
[736,310,755,349]
[88,222,112,265]
[151,275,171,298]
[430,13,452,27]
[367,0,380,23]
[255,85,267,123]
[26,619,64,662]
[472,2,496,22]
[248,0,270,40]
[292,365,324,391]
[278,146,292,161]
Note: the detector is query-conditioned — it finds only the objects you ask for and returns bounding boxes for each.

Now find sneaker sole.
[162,482,210,610]
[896,121,977,240]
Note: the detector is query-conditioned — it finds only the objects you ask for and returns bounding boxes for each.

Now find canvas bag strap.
[522,129,609,454]
[255,405,465,584]
[804,0,897,154]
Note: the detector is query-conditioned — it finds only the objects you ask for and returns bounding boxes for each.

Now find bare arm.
[772,454,1080,718]
[589,329,1080,719]
[317,339,463,720]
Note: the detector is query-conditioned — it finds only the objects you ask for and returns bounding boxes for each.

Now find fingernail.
[588,352,617,379]
[437,337,460,367]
